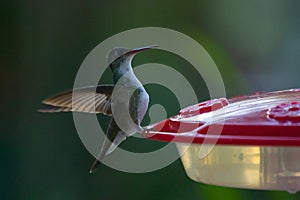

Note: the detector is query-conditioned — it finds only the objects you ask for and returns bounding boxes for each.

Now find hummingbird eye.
[106,47,131,64]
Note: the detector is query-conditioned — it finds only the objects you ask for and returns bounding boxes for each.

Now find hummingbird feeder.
[144,89,300,193]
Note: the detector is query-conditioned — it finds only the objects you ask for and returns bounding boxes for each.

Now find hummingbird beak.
[127,45,158,55]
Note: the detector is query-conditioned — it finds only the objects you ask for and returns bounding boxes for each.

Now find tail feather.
[89,130,126,173]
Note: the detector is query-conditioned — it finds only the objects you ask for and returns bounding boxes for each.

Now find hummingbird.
[39,45,156,173]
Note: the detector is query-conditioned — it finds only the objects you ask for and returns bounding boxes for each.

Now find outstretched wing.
[39,85,113,115]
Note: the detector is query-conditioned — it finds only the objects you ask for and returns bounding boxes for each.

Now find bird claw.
[140,127,155,138]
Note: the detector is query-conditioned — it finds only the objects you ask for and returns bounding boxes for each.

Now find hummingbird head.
[107,45,157,72]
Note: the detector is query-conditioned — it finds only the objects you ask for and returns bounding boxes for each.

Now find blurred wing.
[39,85,113,115]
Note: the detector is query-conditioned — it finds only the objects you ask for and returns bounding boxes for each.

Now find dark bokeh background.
[2,0,300,199]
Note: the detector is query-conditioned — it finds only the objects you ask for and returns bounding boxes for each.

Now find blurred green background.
[2,0,300,199]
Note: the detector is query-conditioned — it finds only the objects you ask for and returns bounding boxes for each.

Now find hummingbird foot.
[140,127,155,138]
